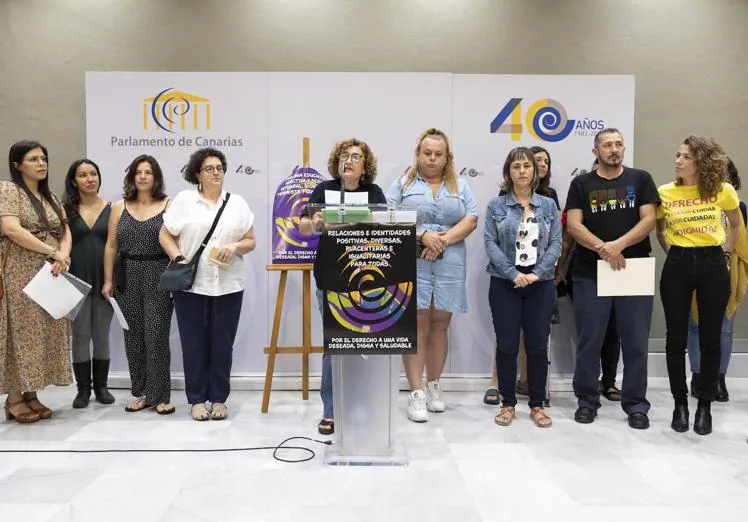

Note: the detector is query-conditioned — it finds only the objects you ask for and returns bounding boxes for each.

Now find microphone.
[339,157,346,221]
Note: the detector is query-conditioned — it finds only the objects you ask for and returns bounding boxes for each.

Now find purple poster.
[271,165,326,264]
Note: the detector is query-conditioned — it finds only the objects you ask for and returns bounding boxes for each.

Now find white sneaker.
[407,390,429,422]
[426,380,446,412]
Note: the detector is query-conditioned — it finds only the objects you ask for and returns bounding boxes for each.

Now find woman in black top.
[299,138,386,435]
[63,159,115,409]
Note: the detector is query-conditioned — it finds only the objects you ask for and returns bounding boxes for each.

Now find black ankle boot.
[72,361,92,409]
[715,374,729,402]
[694,399,712,436]
[671,399,689,433]
[690,373,700,398]
[92,359,115,405]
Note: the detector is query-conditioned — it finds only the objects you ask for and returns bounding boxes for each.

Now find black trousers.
[660,246,730,401]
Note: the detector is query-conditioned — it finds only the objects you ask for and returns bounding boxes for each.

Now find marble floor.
[1,380,748,522]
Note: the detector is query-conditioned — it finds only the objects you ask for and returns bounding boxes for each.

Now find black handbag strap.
[190,193,231,263]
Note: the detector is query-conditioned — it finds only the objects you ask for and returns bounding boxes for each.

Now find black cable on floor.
[0,436,332,463]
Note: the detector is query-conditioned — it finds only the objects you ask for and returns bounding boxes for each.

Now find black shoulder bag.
[158,193,231,292]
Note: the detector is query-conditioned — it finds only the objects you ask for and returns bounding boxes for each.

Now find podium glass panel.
[308,203,416,466]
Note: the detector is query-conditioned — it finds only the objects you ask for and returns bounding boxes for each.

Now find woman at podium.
[299,139,387,435]
[386,128,478,423]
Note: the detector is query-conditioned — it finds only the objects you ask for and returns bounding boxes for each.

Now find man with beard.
[565,128,659,429]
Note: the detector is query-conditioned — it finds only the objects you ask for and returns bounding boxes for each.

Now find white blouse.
[163,189,254,296]
[515,211,539,267]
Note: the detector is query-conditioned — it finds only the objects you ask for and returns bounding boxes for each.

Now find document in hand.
[23,264,88,320]
[597,258,656,297]
[61,272,93,321]
[104,295,129,330]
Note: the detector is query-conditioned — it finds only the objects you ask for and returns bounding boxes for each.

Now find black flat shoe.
[628,412,650,430]
[671,402,689,433]
[318,418,334,435]
[483,388,500,405]
[574,407,597,424]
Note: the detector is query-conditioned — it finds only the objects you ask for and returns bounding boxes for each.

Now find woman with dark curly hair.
[103,154,174,415]
[299,138,386,434]
[656,136,742,435]
[159,147,256,421]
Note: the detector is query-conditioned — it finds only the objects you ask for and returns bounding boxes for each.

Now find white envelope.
[597,258,656,297]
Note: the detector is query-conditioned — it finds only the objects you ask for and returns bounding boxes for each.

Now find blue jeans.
[572,277,652,415]
[316,289,333,419]
[489,277,555,408]
[687,314,735,374]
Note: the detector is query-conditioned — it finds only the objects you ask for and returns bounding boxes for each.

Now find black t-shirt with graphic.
[565,167,659,279]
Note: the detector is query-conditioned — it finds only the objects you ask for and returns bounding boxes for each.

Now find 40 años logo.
[490,98,604,142]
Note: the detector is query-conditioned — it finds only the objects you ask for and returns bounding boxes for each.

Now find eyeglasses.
[340,153,364,164]
[24,155,48,164]
[201,165,224,174]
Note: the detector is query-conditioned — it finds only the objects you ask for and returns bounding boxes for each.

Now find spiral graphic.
[327,282,413,333]
[326,244,413,333]
[528,98,575,142]
[151,87,191,133]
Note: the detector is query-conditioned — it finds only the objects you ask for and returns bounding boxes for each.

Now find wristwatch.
[173,255,186,262]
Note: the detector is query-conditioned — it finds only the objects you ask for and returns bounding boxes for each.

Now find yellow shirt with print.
[656,182,739,247]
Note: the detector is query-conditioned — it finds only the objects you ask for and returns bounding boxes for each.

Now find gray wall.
[1,0,747,340]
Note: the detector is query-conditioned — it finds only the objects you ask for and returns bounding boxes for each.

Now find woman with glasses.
[386,128,478,423]
[0,140,72,423]
[103,154,174,415]
[160,148,256,421]
[299,138,387,434]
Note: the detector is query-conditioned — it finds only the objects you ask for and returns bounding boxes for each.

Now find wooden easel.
[261,137,324,413]
[261,264,324,413]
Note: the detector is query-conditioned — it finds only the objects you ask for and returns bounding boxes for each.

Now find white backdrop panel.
[266,72,452,374]
[85,72,269,374]
[449,74,635,375]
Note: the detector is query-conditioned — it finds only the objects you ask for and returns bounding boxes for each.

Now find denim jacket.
[484,191,562,281]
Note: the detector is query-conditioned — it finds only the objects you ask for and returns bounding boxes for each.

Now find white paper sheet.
[597,258,656,297]
[323,190,369,205]
[105,295,129,330]
[23,264,88,320]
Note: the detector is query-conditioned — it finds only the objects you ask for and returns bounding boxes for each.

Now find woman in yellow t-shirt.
[655,136,742,436]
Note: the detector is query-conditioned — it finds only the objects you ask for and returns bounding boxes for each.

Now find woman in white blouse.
[159,148,256,421]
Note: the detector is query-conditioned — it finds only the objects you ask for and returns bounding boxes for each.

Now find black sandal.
[602,385,622,402]
[318,418,334,435]
[483,388,500,405]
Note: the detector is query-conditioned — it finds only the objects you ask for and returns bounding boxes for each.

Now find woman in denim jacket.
[484,147,561,428]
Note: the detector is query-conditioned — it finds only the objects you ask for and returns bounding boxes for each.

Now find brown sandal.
[494,406,516,426]
[4,399,40,424]
[530,406,552,428]
[22,392,52,419]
